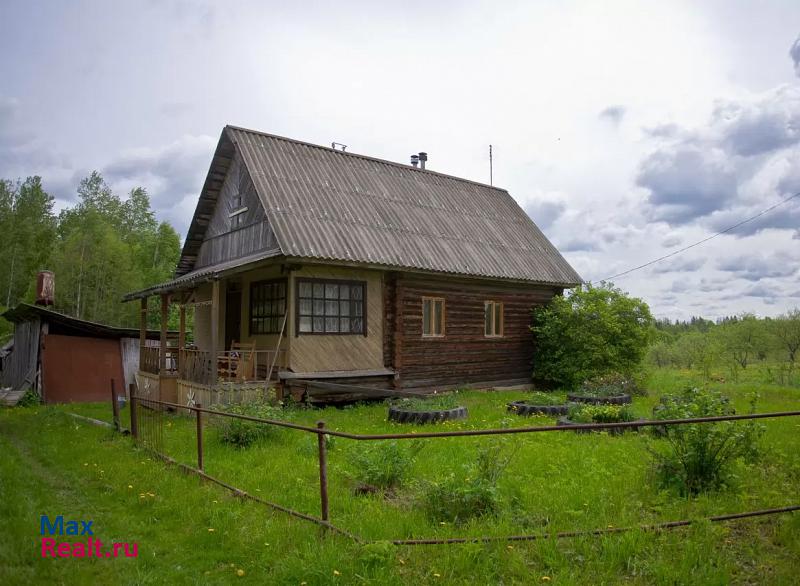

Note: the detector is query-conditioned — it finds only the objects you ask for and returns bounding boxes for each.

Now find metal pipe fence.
[125,391,800,546]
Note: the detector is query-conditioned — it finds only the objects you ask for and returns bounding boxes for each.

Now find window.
[422,297,445,337]
[484,301,503,337]
[249,279,287,334]
[296,278,366,335]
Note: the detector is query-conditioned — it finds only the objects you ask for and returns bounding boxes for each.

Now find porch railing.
[178,348,287,386]
[140,346,161,375]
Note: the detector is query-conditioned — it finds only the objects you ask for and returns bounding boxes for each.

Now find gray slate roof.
[221,126,582,285]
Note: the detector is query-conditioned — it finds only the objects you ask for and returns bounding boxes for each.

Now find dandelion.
[128,485,133,489]
[439,521,447,525]
[398,559,406,565]
[236,569,245,577]
[83,463,89,467]
[333,570,340,576]
[541,577,551,582]
[147,492,155,497]
[433,573,441,578]
[208,528,216,532]
[213,500,218,504]
[507,545,514,550]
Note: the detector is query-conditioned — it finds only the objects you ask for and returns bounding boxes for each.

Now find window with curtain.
[484,300,503,337]
[422,297,445,337]
[296,279,366,335]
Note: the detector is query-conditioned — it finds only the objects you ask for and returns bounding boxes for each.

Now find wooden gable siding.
[387,275,561,390]
[195,151,279,269]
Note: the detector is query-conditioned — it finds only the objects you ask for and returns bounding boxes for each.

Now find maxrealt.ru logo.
[40,515,138,558]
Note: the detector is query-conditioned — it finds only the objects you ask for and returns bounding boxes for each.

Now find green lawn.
[1,367,799,584]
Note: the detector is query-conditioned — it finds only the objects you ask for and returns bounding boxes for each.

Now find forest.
[648,311,800,385]
[0,173,181,341]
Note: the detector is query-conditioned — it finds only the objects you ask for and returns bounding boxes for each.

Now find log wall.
[386,275,562,390]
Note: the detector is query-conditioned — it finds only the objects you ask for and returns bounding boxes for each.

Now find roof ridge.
[224,124,509,194]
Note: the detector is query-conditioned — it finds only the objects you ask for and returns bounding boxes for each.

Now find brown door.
[225,288,242,349]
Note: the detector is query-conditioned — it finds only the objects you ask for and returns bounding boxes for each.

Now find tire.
[387,405,468,424]
[566,393,632,405]
[556,417,643,435]
[507,401,569,416]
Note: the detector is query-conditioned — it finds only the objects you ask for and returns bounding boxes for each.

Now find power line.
[593,191,800,284]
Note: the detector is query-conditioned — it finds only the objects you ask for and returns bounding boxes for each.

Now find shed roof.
[168,125,582,292]
[2,304,165,339]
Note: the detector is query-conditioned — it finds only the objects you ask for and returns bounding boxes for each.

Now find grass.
[1,364,799,584]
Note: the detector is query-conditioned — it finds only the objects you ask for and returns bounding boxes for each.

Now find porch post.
[210,280,220,380]
[159,293,169,374]
[178,301,186,375]
[139,297,147,367]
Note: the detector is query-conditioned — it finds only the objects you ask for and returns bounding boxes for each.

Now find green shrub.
[521,391,565,405]
[650,388,764,495]
[351,441,423,490]
[16,389,40,407]
[214,400,285,448]
[579,372,646,397]
[421,443,513,524]
[531,284,654,389]
[567,403,636,424]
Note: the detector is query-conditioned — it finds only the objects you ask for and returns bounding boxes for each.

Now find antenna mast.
[489,144,493,186]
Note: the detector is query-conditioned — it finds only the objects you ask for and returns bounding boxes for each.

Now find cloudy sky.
[1,0,799,320]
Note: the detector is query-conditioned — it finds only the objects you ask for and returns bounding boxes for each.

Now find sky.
[1,0,799,321]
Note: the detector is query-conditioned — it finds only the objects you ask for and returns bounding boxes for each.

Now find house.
[0,302,163,404]
[123,126,581,405]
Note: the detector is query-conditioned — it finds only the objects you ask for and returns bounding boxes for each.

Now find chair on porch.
[217,341,257,382]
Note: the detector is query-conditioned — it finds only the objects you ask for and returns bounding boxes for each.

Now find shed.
[0,303,163,404]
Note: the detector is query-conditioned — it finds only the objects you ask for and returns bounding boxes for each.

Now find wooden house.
[123,126,581,404]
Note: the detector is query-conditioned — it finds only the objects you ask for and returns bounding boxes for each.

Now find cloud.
[637,144,737,223]
[638,85,800,230]
[662,234,682,247]
[103,134,216,236]
[558,237,600,252]
[524,199,566,231]
[651,256,706,274]
[599,105,626,125]
[714,86,800,157]
[791,35,800,77]
[716,251,799,281]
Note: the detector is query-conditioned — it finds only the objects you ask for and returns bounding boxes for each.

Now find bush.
[351,441,423,490]
[16,389,40,407]
[214,400,285,448]
[579,372,645,397]
[567,403,636,424]
[650,388,764,495]
[421,443,513,524]
[531,284,654,390]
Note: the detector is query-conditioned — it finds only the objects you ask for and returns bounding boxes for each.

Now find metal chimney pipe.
[410,154,419,168]
[418,152,427,170]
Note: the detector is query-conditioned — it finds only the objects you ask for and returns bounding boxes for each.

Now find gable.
[193,151,278,269]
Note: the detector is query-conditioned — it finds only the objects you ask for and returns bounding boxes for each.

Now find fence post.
[110,379,120,432]
[317,421,329,523]
[129,383,138,440]
[196,403,204,472]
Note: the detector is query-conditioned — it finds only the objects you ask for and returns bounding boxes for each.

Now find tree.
[531,283,655,389]
[773,308,800,365]
[0,177,56,307]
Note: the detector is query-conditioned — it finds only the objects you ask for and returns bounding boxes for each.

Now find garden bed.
[566,393,632,405]
[387,405,468,424]
[556,416,645,435]
[507,401,569,416]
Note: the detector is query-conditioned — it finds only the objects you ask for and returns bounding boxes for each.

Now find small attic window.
[230,190,247,228]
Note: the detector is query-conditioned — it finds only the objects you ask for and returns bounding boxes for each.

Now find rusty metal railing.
[124,392,800,546]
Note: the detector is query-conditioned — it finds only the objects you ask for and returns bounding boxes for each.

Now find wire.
[593,191,800,283]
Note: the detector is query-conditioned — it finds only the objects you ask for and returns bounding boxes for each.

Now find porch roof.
[122,248,282,301]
